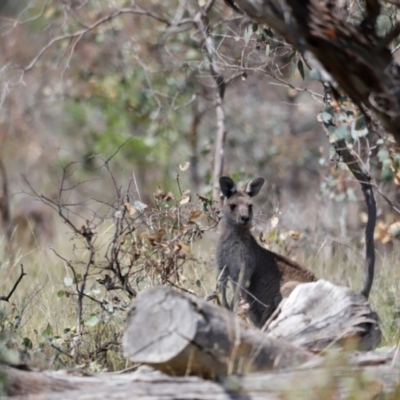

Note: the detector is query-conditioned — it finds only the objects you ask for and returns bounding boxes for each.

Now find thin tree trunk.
[194,0,227,201]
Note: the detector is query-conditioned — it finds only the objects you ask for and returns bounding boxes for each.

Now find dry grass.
[1,192,400,375]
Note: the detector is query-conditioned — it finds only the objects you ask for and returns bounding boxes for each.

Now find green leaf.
[297,59,305,80]
[64,277,73,287]
[244,26,252,45]
[85,314,100,327]
[263,28,274,38]
[354,115,367,131]
[57,290,65,298]
[23,337,33,349]
[320,111,333,124]
[309,69,323,81]
[334,193,346,202]
[381,167,394,182]
[134,200,148,212]
[265,44,270,57]
[42,323,53,337]
[377,147,389,162]
[288,50,296,63]
[328,125,348,142]
[346,188,357,202]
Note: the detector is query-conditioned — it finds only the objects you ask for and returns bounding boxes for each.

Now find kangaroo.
[216,176,316,327]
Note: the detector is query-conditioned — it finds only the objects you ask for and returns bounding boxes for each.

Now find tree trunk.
[232,0,400,144]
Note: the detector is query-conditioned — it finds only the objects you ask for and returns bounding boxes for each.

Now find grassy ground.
[0,203,399,374]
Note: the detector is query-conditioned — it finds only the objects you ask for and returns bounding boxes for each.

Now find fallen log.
[263,280,382,351]
[122,286,313,378]
[3,352,400,400]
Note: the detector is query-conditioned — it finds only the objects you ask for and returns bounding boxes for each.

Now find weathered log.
[122,286,313,378]
[263,280,381,351]
[3,352,400,400]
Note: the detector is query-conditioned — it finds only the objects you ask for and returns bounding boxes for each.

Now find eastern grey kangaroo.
[216,176,316,327]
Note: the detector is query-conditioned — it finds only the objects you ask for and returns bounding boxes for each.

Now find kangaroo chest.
[217,233,254,274]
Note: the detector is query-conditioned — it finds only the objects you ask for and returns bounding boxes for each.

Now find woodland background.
[1,0,400,379]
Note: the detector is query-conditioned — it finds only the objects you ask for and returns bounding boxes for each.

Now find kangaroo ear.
[219,177,237,198]
[246,177,265,197]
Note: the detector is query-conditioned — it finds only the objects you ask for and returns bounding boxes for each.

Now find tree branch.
[0,265,26,302]
[326,137,376,299]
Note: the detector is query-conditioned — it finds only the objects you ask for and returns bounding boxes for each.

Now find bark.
[194,0,227,201]
[232,0,400,144]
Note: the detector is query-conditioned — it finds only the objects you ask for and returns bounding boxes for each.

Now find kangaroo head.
[219,176,265,227]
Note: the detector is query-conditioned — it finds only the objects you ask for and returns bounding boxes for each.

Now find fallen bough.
[1,282,394,399]
[2,351,400,399]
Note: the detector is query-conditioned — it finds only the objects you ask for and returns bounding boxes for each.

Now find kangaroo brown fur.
[216,176,316,327]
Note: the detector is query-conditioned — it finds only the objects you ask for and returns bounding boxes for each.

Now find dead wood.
[3,352,400,399]
[122,286,313,378]
[263,280,381,351]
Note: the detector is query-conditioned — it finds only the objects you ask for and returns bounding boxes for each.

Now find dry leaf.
[177,239,190,254]
[289,230,301,240]
[139,232,148,241]
[374,221,390,243]
[165,191,175,201]
[149,229,166,243]
[123,202,137,216]
[179,195,190,205]
[189,209,202,221]
[154,187,166,200]
[270,215,279,229]
[179,162,190,171]
[395,170,400,185]
[359,212,368,223]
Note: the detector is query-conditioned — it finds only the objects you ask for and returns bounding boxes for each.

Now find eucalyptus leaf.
[64,277,73,287]
[85,314,100,327]
[377,147,389,162]
[309,69,323,81]
[297,59,305,80]
[331,125,348,140]
[244,26,252,45]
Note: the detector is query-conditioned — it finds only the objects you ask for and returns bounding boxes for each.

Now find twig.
[0,264,26,302]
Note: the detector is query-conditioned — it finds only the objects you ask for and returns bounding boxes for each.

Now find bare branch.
[0,264,27,302]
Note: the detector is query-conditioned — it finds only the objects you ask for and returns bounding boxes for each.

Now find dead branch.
[0,264,26,302]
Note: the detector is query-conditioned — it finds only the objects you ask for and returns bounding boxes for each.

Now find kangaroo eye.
[230,204,236,211]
